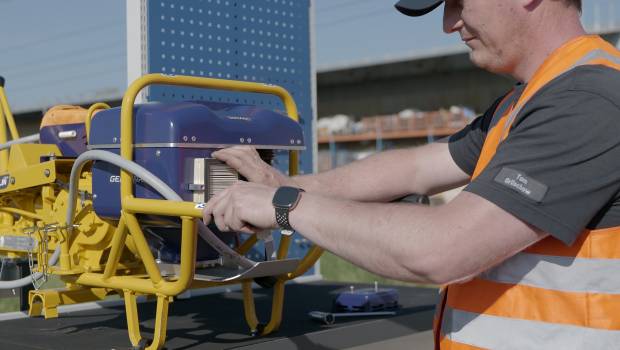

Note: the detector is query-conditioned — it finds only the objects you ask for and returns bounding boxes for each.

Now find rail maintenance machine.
[0,73,323,350]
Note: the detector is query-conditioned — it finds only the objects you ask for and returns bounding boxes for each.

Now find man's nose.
[443,2,463,33]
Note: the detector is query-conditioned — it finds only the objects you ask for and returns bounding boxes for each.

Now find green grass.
[0,275,67,313]
[319,251,434,288]
[0,296,19,313]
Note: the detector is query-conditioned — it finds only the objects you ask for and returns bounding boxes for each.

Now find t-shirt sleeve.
[465,89,620,245]
[448,97,503,176]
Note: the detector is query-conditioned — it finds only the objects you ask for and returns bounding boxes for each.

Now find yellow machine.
[0,74,322,350]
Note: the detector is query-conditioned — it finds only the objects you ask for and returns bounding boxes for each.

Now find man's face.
[443,0,521,75]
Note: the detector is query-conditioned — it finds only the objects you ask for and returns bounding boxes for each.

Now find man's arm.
[201,181,548,285]
[212,142,470,202]
[289,190,548,284]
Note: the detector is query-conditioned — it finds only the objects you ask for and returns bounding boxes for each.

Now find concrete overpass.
[317,30,620,118]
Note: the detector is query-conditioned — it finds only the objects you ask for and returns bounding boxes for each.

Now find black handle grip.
[0,76,4,87]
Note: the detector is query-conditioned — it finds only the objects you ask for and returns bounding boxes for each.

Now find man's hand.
[212,146,290,187]
[202,181,278,234]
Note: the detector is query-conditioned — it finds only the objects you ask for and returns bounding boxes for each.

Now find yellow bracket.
[28,287,112,319]
[239,226,292,335]
[124,290,172,350]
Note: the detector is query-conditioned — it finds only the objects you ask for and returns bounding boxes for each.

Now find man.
[203,0,620,348]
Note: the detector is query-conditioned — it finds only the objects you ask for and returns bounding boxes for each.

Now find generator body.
[89,101,304,219]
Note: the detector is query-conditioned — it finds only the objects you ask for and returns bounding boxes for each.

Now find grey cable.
[0,149,259,290]
[0,134,40,151]
[0,248,60,289]
[66,150,255,268]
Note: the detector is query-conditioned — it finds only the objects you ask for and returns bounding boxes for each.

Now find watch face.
[273,186,301,209]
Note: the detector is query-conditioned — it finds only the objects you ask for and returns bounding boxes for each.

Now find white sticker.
[194,203,206,209]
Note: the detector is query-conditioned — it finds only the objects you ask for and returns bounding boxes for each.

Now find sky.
[0,0,619,113]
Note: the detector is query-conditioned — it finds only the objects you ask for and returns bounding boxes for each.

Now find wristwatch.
[272,186,305,235]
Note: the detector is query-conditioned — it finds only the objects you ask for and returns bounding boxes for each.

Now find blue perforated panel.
[146,0,312,176]
[144,0,315,274]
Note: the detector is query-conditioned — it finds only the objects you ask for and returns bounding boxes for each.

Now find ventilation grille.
[206,159,239,201]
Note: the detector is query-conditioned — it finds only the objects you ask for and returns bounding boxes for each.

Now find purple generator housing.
[88,101,305,262]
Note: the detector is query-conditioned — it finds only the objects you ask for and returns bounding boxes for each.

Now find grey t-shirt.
[449,65,620,246]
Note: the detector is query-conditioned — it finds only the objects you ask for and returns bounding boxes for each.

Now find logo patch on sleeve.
[494,167,548,202]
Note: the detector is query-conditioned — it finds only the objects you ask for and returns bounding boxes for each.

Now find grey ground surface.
[0,282,437,350]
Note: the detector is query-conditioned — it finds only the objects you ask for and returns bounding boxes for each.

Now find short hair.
[566,0,582,12]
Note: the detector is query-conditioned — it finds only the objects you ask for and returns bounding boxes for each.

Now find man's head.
[395,0,585,81]
[395,0,582,17]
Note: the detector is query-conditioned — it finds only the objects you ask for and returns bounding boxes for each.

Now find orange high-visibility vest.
[437,35,620,349]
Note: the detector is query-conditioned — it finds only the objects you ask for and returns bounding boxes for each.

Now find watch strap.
[275,206,294,231]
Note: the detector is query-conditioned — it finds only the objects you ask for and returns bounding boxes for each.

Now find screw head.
[155,150,161,157]
[44,169,50,177]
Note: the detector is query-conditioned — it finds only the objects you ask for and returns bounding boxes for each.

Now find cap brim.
[394,0,443,17]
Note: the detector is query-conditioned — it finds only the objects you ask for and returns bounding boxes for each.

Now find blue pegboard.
[142,0,316,275]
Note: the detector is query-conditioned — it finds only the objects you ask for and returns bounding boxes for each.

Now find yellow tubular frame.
[76,216,196,295]
[86,102,111,142]
[0,84,20,172]
[74,74,323,345]
[118,74,322,285]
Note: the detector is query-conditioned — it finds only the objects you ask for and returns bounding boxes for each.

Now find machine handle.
[85,102,111,143]
[119,73,300,199]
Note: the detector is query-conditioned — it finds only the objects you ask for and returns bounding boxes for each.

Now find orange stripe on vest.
[447,278,620,329]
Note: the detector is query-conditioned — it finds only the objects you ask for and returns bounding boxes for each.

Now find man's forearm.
[288,148,424,202]
[287,143,468,202]
[287,190,545,285]
[288,191,446,283]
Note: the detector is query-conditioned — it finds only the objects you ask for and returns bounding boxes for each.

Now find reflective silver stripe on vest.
[480,252,620,294]
[569,48,620,70]
[442,308,620,350]
[500,48,620,138]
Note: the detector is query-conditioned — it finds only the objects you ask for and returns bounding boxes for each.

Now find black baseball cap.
[394,0,443,17]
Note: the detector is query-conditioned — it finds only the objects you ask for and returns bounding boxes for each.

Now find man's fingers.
[205,188,232,231]
[202,211,212,225]
[212,146,258,163]
[224,202,239,231]
[202,186,229,219]
[212,199,230,232]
